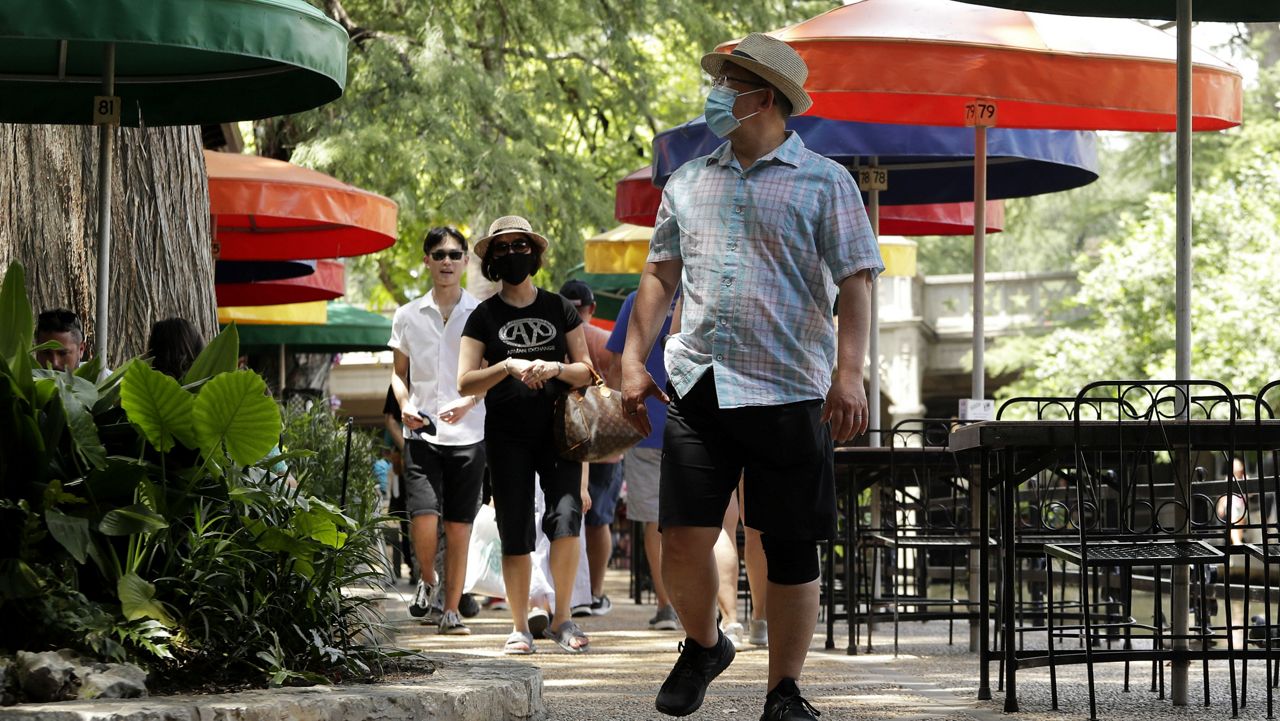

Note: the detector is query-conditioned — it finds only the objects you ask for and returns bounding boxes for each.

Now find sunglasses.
[491,238,533,256]
[429,250,466,261]
[713,74,766,89]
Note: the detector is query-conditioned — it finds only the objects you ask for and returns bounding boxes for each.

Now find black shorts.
[487,431,583,556]
[660,372,836,541]
[403,439,486,523]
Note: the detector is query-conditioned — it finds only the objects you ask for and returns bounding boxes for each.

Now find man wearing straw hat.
[621,32,882,721]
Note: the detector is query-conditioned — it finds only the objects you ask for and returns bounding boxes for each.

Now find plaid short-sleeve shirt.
[649,132,882,408]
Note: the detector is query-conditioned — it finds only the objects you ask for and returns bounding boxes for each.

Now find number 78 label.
[964,100,998,128]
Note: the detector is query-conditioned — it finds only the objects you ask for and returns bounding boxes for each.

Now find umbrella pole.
[971,126,988,403]
[868,175,881,448]
[94,43,117,369]
[1170,0,1193,706]
[278,344,287,399]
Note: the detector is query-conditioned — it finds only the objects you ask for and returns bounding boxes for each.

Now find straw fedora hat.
[473,215,549,258]
[701,32,812,116]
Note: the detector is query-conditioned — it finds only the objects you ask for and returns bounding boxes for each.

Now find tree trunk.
[0,124,216,362]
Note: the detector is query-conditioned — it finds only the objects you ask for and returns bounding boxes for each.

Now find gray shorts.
[624,447,662,523]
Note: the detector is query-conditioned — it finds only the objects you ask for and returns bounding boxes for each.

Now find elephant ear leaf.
[183,324,239,386]
[120,362,196,453]
[0,262,32,368]
[118,572,175,626]
[193,370,281,466]
[0,263,35,401]
[45,508,91,564]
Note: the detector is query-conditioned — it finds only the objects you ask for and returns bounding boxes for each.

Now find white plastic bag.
[463,504,506,598]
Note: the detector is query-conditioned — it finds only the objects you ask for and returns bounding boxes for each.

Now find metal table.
[949,419,1280,711]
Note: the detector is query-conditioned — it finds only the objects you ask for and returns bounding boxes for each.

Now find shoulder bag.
[554,367,646,462]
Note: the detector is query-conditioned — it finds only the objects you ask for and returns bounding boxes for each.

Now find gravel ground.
[391,571,1272,720]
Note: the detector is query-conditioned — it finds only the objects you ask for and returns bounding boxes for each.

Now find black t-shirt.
[462,287,582,439]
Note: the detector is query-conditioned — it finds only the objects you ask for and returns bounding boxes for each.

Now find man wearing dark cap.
[559,278,622,617]
[621,32,883,721]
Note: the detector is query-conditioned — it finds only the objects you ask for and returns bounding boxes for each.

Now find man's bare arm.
[620,259,682,435]
[824,269,873,442]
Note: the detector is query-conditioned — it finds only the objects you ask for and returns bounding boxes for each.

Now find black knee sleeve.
[760,534,820,585]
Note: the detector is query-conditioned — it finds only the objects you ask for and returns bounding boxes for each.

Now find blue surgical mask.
[703,85,764,138]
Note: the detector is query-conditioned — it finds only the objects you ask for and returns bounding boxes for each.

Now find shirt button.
[723,277,733,286]
[734,205,744,214]
[716,354,724,361]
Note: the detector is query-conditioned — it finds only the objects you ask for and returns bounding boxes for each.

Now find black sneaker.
[408,580,436,618]
[590,594,613,616]
[459,593,481,619]
[760,679,820,721]
[655,631,735,716]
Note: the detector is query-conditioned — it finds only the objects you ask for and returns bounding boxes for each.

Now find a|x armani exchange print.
[462,288,582,438]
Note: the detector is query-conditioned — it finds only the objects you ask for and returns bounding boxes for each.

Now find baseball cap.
[559,279,595,307]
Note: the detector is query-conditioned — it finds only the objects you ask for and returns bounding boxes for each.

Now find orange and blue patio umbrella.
[746,0,1241,403]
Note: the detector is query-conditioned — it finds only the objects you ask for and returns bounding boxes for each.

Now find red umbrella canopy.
[742,0,1241,131]
[615,165,1004,234]
[216,259,344,307]
[206,151,397,262]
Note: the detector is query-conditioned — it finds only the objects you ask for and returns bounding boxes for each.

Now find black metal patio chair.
[1043,380,1248,720]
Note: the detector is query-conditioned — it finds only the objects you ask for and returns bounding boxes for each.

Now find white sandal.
[503,630,535,655]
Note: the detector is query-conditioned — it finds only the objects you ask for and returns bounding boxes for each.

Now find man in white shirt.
[390,226,487,635]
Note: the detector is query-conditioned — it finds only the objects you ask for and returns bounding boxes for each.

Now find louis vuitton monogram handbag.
[554,367,645,462]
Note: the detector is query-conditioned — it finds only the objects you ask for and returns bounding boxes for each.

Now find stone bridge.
[877,268,1080,425]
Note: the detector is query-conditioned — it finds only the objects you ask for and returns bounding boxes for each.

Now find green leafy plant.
[1,261,391,688]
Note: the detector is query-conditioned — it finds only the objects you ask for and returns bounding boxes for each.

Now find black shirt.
[462,287,582,439]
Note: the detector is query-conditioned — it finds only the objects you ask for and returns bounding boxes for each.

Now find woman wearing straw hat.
[458,215,595,655]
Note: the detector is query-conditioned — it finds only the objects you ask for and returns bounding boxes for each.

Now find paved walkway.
[393,569,1275,720]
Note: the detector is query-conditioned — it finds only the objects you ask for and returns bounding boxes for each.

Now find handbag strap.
[586,365,605,388]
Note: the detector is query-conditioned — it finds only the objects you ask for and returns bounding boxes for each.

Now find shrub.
[0,262,388,687]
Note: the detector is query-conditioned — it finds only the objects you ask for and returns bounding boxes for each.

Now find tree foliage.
[988,42,1280,403]
[264,0,837,305]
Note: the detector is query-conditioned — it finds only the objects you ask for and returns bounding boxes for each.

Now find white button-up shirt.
[388,289,485,446]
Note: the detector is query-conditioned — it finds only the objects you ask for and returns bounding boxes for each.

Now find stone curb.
[0,657,544,721]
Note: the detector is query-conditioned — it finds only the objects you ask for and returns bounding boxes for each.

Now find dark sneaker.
[571,601,593,618]
[528,607,552,639]
[589,594,613,616]
[408,580,436,618]
[760,679,820,721]
[655,631,735,716]
[438,610,471,636]
[459,593,481,619]
[649,605,680,631]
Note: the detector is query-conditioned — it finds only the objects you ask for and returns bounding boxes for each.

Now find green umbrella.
[954,1,1280,20]
[231,302,391,354]
[0,0,349,367]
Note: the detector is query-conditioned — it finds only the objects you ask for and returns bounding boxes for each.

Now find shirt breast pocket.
[747,203,808,257]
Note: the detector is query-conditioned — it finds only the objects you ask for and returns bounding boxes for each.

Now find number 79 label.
[964,100,998,128]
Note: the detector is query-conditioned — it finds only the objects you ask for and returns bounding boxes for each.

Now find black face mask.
[494,254,535,285]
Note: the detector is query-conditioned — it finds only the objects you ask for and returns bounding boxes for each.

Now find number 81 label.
[93,95,121,126]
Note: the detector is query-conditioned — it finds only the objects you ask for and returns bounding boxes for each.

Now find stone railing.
[923,270,1081,338]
